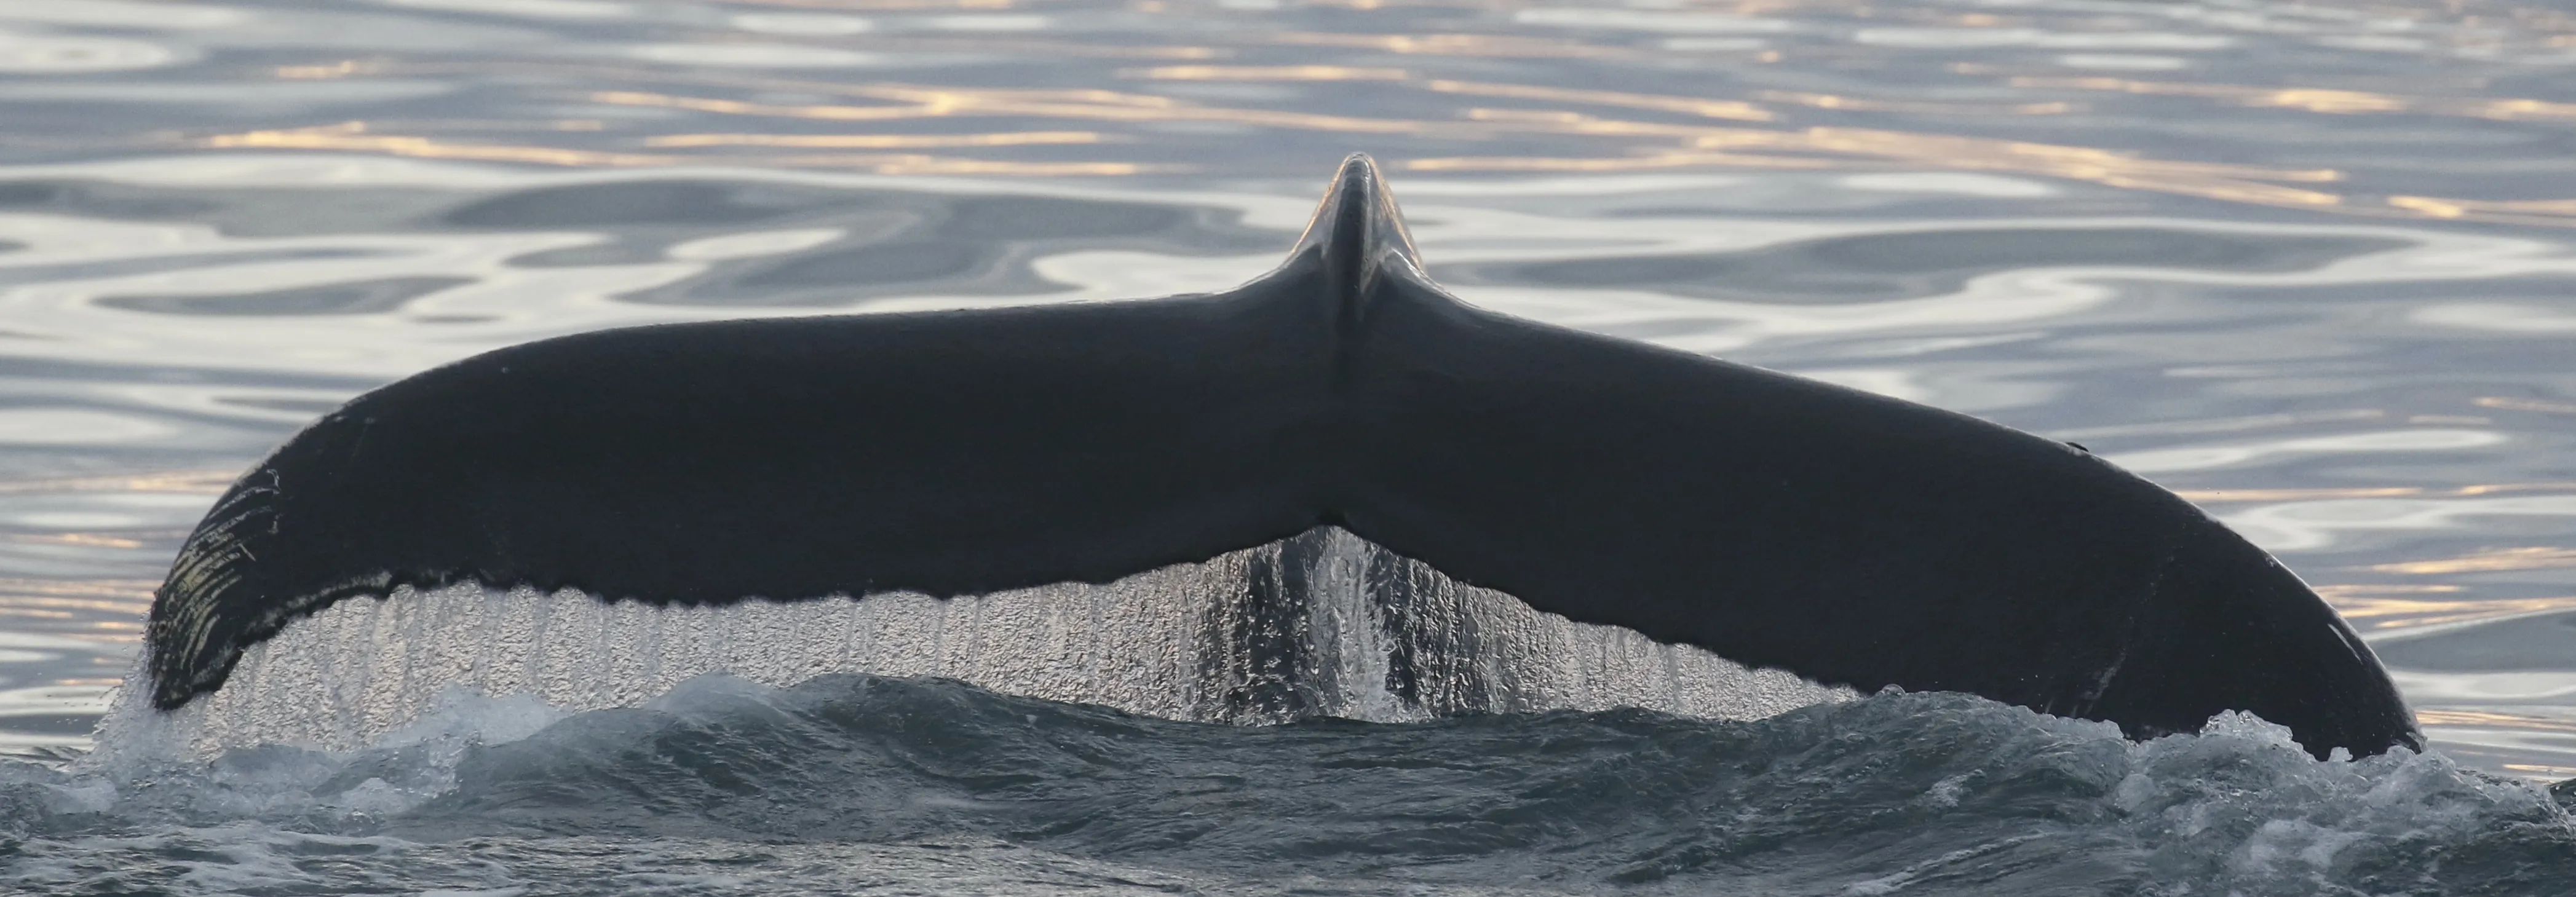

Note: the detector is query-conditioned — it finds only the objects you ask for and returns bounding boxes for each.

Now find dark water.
[4,0,2576,891]
[9,676,2575,895]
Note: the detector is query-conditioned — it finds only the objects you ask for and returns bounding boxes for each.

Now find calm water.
[2,0,2575,891]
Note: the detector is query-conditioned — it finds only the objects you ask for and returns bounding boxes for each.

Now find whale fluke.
[146,154,2419,757]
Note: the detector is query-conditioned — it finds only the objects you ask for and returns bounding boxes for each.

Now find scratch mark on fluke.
[145,154,2420,757]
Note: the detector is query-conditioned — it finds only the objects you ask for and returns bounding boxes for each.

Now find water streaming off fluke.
[106,527,1850,756]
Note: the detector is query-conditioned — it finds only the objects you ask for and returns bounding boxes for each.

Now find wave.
[8,674,2570,895]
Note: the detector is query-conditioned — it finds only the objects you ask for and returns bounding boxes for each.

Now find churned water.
[5,0,2576,891]
[3,678,2571,895]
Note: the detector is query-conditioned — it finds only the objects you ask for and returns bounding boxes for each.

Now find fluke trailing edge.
[146,156,2420,757]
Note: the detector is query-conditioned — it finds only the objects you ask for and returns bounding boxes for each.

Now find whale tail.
[145,154,2419,757]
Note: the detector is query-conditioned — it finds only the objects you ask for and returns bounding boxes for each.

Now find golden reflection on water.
[1264,31,1635,60]
[0,472,233,496]
[568,45,2363,208]
[2011,76,2576,122]
[2389,196,2576,227]
[2506,764,2576,780]
[645,131,1109,148]
[612,59,2349,215]
[273,61,367,80]
[2179,483,2576,504]
[1422,81,1775,122]
[584,87,1479,136]
[1751,91,2074,117]
[2476,397,2576,416]
[1414,116,2344,209]
[839,37,1223,60]
[793,156,1162,173]
[2370,547,2576,575]
[2178,488,2428,503]
[3,534,148,550]
[178,21,2576,229]
[1136,65,1413,82]
[199,118,1155,175]
[0,579,153,630]
[713,0,1019,9]
[202,122,673,167]
[511,68,2371,212]
[2326,592,2576,633]
[2419,709,2576,734]
[1406,148,1835,173]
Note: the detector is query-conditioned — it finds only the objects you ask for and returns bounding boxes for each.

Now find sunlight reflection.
[1513,7,1792,34]
[1412,113,2346,210]
[2014,76,2576,122]
[0,32,180,74]
[2390,196,2576,228]
[2224,496,2576,553]
[1136,65,1409,82]
[2329,593,2576,633]
[2412,302,2576,333]
[2,534,147,550]
[2106,429,2507,474]
[713,0,1014,9]
[586,88,1460,136]
[0,0,247,29]
[625,43,881,68]
[730,11,876,35]
[664,228,847,261]
[202,123,670,167]
[2476,397,2576,416]
[381,0,632,18]
[0,473,234,496]
[2418,709,2576,735]
[1432,81,1779,122]
[0,409,178,447]
[0,579,156,603]
[156,50,2558,232]
[1265,31,1630,59]
[2389,670,2576,703]
[2370,547,2576,575]
[644,131,1106,148]
[1753,90,2074,116]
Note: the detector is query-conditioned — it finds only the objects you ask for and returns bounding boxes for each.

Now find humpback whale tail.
[145,154,2419,758]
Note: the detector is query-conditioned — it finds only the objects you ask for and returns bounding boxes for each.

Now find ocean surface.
[2,0,2576,892]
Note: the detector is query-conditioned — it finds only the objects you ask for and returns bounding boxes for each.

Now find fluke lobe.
[146,155,2419,757]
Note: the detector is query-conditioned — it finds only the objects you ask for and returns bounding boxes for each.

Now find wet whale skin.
[145,156,2419,759]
